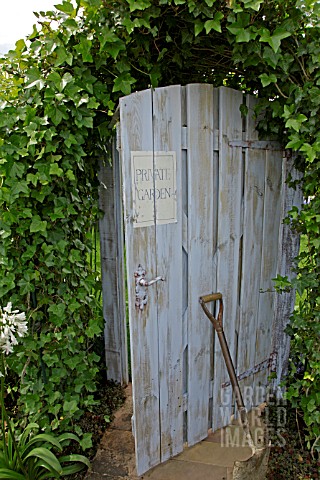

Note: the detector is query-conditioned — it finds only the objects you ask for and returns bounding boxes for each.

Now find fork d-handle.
[199,293,246,414]
[200,292,222,303]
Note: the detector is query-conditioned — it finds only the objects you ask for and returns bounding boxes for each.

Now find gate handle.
[139,276,165,287]
[134,264,165,310]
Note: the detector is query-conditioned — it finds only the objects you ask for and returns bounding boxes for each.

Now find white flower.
[0,303,27,355]
[3,302,12,313]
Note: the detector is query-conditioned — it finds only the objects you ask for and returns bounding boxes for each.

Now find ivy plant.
[0,0,319,451]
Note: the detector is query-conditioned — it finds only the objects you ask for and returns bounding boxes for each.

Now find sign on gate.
[131,151,177,227]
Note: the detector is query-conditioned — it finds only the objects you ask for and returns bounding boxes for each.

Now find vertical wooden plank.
[208,88,220,429]
[114,140,130,384]
[237,96,266,410]
[272,156,302,389]
[119,90,160,475]
[181,87,189,444]
[253,145,282,398]
[212,87,243,431]
[98,148,128,384]
[152,85,184,461]
[186,84,215,446]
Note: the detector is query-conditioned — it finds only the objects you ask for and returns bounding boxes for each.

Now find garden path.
[85,385,267,480]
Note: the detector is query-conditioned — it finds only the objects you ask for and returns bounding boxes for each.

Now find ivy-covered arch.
[0,0,319,450]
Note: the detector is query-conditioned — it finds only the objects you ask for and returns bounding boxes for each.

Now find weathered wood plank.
[181,86,189,444]
[186,84,215,446]
[208,88,220,429]
[253,146,282,398]
[237,95,266,410]
[119,89,160,476]
[271,156,302,389]
[212,87,243,431]
[152,85,184,461]
[99,148,128,384]
[114,142,130,385]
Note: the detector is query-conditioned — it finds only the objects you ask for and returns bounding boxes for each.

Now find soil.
[264,402,319,480]
[65,380,126,479]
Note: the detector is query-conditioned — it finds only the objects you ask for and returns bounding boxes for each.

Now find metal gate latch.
[134,264,165,310]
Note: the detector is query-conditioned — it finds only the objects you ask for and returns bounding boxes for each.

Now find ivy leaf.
[240,104,248,116]
[47,71,63,91]
[263,46,280,68]
[194,19,204,37]
[43,353,60,368]
[243,0,263,11]
[10,163,25,178]
[259,73,277,87]
[25,67,42,87]
[127,0,152,12]
[11,181,30,196]
[204,13,224,34]
[49,163,64,176]
[45,105,63,126]
[66,169,76,181]
[61,72,74,90]
[150,66,161,87]
[99,28,120,50]
[15,38,26,51]
[21,208,33,218]
[236,28,252,43]
[79,433,92,451]
[30,215,48,233]
[21,245,37,261]
[48,303,66,318]
[75,115,93,129]
[54,46,73,67]
[55,2,75,14]
[269,28,291,53]
[75,38,93,63]
[300,143,317,162]
[286,134,303,150]
[105,42,126,60]
[282,104,295,119]
[63,400,79,415]
[17,277,33,295]
[25,79,45,90]
[112,73,135,95]
[285,114,308,132]
[86,319,102,338]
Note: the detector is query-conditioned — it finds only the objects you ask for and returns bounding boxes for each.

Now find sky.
[0,0,58,54]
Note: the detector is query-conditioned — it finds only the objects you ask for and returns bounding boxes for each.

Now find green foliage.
[0,421,90,479]
[1,332,90,479]
[0,0,319,452]
[0,5,104,430]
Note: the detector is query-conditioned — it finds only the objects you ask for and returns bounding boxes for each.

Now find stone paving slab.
[142,459,231,480]
[175,442,252,467]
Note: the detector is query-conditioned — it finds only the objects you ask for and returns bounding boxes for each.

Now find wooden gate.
[99,84,301,476]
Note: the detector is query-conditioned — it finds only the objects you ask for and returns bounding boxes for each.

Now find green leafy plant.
[0,0,319,453]
[0,303,90,479]
[0,422,91,479]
